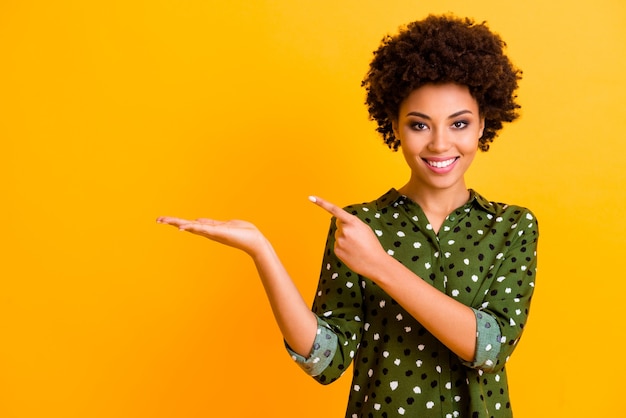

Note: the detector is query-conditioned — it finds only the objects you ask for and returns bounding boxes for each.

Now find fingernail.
[308,196,317,203]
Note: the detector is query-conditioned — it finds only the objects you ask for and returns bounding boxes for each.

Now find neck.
[398,182,470,216]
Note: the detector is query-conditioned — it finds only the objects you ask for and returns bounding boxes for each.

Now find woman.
[158,15,538,417]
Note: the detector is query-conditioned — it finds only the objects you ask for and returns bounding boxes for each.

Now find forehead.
[400,83,479,114]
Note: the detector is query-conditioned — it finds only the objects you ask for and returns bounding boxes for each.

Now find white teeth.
[426,158,456,168]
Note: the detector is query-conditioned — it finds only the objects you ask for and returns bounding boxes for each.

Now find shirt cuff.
[463,308,502,371]
[285,316,338,377]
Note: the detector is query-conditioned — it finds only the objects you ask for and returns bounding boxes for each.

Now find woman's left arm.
[310,196,479,362]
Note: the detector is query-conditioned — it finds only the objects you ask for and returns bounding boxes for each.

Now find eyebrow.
[406,110,474,119]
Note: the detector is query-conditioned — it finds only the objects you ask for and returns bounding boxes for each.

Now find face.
[393,83,485,195]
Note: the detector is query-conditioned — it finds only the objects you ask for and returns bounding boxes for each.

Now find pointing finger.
[308,196,354,223]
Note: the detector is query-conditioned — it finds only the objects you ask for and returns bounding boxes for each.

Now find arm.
[308,197,477,362]
[156,216,317,357]
[464,209,539,371]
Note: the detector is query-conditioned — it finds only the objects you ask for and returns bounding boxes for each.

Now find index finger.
[308,195,354,222]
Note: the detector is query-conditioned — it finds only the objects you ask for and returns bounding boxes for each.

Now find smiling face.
[393,83,485,200]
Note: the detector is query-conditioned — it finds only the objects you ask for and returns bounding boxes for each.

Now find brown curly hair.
[362,15,522,151]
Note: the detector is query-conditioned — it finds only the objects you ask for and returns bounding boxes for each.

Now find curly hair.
[362,15,522,151]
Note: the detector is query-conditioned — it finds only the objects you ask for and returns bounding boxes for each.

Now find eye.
[411,122,428,131]
[452,120,468,129]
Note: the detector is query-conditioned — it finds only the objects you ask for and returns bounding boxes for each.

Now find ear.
[392,119,399,138]
[478,117,485,138]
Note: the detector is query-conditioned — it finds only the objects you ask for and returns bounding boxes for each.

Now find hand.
[156,216,267,257]
[309,196,389,279]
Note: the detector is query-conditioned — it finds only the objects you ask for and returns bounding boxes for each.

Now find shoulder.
[471,190,539,239]
[342,189,400,218]
[472,190,537,220]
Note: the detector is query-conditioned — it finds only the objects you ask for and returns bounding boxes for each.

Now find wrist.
[367,251,400,284]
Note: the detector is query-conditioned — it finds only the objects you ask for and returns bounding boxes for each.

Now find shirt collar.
[375,188,497,215]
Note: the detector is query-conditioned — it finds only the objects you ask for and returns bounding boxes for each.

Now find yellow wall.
[1,1,625,417]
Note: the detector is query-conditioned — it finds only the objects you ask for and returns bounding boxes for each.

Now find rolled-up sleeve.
[462,308,503,372]
[285,316,338,377]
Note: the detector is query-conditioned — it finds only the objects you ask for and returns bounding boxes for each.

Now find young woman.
[158,15,538,417]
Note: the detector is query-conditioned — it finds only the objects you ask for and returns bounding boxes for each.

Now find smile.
[424,157,458,168]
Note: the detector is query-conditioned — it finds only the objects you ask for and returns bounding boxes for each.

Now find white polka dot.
[398,407,405,415]
[426,401,435,409]
[413,242,422,248]
[375,229,383,236]
[413,386,421,394]
[397,231,405,237]
[390,381,399,390]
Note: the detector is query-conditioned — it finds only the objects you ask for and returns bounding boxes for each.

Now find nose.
[427,127,451,153]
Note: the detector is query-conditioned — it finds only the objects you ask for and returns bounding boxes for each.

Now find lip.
[422,156,459,173]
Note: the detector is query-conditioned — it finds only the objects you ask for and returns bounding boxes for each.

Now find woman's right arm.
[156,216,318,357]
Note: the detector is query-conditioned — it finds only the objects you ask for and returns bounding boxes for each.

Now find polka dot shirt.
[287,189,539,417]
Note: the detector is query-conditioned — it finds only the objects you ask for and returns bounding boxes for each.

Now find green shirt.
[287,189,539,417]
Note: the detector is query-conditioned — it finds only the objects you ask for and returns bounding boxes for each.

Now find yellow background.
[1,1,625,417]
